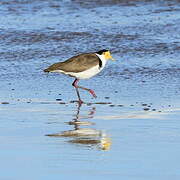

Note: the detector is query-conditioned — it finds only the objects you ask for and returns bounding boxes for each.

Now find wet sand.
[0,0,180,179]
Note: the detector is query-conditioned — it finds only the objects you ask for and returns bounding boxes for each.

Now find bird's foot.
[89,89,97,98]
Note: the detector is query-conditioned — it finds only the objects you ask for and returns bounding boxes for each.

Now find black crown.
[96,49,109,55]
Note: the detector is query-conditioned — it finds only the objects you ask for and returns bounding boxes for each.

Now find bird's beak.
[110,56,115,61]
[105,51,115,61]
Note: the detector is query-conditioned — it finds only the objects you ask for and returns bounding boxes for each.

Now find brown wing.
[44,53,100,73]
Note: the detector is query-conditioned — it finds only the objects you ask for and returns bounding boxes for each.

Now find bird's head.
[96,49,115,61]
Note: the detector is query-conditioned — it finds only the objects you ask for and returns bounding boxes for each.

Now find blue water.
[0,0,180,179]
[1,101,180,180]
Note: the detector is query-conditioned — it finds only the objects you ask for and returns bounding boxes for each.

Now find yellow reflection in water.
[46,103,111,151]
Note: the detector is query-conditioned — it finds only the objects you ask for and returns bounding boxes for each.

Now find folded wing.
[44,53,100,73]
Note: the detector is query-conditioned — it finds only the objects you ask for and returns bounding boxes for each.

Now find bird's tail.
[43,68,50,72]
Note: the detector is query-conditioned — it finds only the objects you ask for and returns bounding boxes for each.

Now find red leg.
[89,89,97,98]
[72,78,97,101]
[77,85,97,98]
[72,79,83,105]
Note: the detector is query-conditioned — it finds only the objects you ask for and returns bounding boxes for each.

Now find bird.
[44,49,115,104]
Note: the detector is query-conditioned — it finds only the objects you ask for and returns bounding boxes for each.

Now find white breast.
[67,65,101,79]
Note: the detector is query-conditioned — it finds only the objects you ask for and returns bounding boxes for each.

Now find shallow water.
[0,0,180,179]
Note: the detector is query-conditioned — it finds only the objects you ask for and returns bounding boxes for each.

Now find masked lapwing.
[44,49,115,104]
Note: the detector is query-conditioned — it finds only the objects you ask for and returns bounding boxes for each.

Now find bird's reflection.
[46,103,111,150]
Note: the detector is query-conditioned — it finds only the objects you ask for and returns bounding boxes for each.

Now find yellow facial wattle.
[104,51,115,61]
